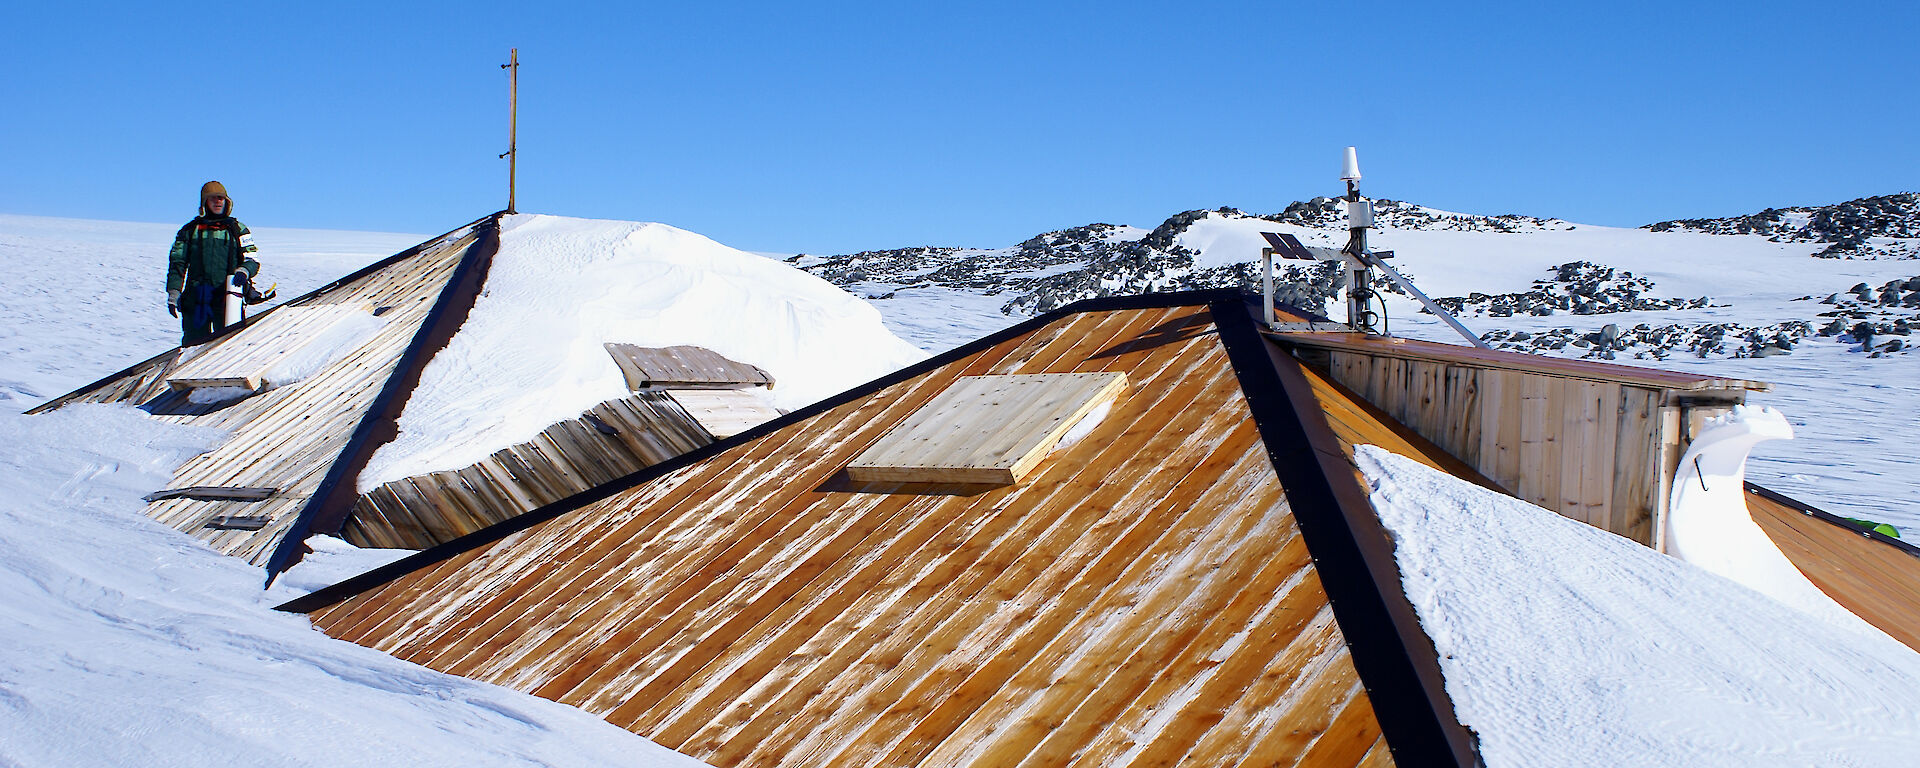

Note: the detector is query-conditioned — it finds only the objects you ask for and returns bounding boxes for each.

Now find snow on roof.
[0,403,710,768]
[359,214,927,492]
[1355,444,1920,767]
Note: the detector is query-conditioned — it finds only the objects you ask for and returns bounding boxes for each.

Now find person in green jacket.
[167,181,261,345]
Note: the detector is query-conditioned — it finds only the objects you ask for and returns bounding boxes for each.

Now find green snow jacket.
[167,215,260,292]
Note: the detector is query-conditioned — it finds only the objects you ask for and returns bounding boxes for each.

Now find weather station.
[1259,147,1490,349]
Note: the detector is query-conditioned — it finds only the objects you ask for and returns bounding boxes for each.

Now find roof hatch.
[847,372,1128,485]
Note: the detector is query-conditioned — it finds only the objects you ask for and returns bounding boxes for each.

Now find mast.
[500,48,519,214]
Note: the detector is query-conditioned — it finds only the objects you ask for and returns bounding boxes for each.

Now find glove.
[167,289,181,318]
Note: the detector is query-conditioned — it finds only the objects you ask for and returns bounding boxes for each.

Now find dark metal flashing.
[1748,481,1920,559]
[24,214,499,416]
[276,288,1254,612]
[1209,294,1477,767]
[263,213,507,584]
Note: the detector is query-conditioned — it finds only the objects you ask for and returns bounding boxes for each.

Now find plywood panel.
[846,373,1129,484]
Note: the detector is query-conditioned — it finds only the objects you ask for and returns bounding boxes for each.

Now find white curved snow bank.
[0,405,710,768]
[1356,444,1920,768]
[1664,405,1884,637]
[360,214,927,492]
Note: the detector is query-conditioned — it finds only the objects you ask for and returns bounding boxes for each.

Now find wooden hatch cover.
[847,372,1129,485]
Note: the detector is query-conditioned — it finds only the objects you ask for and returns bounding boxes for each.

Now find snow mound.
[1355,444,1920,768]
[0,404,709,767]
[361,214,927,491]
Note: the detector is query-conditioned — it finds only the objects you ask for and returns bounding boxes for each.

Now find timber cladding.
[1286,335,1759,547]
[344,389,716,551]
[309,305,1400,767]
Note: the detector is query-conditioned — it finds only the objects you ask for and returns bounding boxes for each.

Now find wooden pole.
[501,48,519,214]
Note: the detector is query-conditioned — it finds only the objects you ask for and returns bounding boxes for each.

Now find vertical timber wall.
[1284,335,1757,548]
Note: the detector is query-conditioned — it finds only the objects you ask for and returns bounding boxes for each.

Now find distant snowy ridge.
[796,200,1575,319]
[1646,192,1920,259]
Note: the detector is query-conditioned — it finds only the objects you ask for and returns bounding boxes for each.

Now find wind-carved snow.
[1664,405,1888,642]
[1356,445,1920,768]
[359,214,927,492]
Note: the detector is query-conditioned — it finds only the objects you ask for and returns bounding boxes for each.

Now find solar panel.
[1260,231,1315,260]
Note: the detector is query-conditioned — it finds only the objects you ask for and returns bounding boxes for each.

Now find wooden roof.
[1749,484,1920,651]
[289,291,1479,767]
[1277,332,1770,394]
[30,215,498,567]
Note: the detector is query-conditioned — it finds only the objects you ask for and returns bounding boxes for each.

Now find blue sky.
[4,1,1913,255]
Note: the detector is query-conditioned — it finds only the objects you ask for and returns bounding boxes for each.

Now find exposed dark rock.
[1431,261,1713,317]
[1645,193,1920,259]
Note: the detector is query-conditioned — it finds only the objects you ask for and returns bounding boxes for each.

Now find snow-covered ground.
[1358,445,1920,767]
[0,213,424,408]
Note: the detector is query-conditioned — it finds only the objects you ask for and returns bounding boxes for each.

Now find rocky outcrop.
[1646,193,1920,259]
[1432,261,1714,318]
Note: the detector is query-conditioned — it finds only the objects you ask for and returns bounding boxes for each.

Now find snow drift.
[0,404,710,768]
[360,214,927,492]
[1357,444,1920,768]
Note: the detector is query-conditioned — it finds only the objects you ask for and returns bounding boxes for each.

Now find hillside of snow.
[360,214,926,491]
[798,198,1920,537]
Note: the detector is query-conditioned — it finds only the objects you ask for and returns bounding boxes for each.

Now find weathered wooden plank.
[604,343,775,390]
[1557,378,1591,521]
[1750,489,1920,651]
[1586,384,1621,532]
[142,486,278,502]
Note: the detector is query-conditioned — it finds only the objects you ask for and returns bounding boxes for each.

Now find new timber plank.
[846,373,1129,485]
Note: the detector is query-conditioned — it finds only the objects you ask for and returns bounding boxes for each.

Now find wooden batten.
[1280,332,1764,547]
[846,372,1129,485]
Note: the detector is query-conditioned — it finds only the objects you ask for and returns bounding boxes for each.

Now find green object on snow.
[1842,516,1902,539]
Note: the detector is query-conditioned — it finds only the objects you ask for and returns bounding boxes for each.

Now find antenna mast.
[500,48,519,215]
[1340,146,1377,333]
